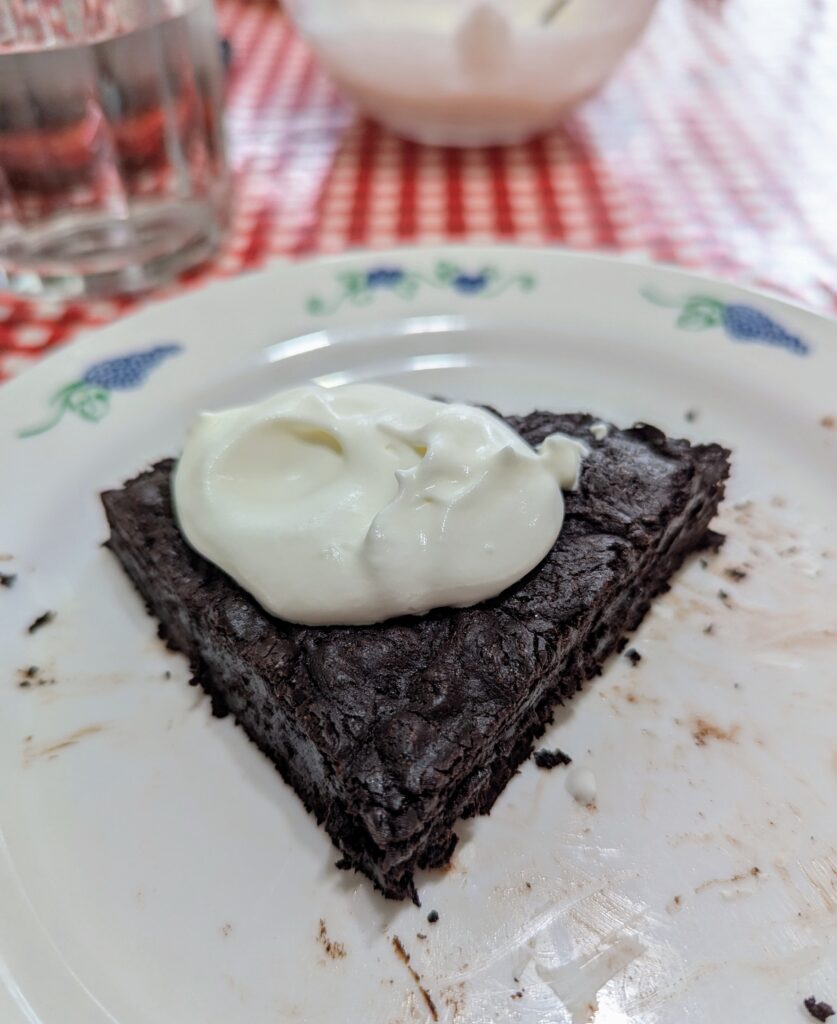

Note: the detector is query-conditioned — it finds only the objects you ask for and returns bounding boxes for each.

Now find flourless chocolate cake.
[102,411,730,901]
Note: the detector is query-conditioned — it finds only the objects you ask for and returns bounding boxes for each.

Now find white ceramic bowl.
[284,0,658,146]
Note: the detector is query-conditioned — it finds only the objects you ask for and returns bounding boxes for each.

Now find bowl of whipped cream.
[283,0,658,146]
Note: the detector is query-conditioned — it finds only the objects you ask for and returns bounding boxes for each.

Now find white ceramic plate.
[1,247,835,1024]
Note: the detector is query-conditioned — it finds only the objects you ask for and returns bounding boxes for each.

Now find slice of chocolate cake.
[102,411,730,901]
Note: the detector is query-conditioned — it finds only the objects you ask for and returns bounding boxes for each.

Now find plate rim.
[1,244,836,410]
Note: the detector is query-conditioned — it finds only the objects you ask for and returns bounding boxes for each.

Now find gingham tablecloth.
[1,0,836,381]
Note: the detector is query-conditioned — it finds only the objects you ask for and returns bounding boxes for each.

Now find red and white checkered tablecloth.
[2,0,836,381]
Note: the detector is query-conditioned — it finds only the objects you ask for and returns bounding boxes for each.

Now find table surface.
[1,0,835,382]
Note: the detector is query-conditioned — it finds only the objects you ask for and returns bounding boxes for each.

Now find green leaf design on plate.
[17,382,110,438]
[17,343,181,439]
[676,297,725,330]
[643,287,725,330]
[434,261,460,284]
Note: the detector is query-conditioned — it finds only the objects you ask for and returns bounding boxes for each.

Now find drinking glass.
[0,0,230,297]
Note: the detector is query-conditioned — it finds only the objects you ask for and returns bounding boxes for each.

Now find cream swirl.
[173,384,585,626]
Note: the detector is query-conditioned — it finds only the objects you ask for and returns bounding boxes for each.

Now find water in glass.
[0,0,230,297]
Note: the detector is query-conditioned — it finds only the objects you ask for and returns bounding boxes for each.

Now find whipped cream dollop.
[173,384,586,626]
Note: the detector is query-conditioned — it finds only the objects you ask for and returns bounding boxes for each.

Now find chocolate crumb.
[416,932,427,941]
[820,415,835,430]
[525,881,532,889]
[703,623,715,635]
[163,670,172,680]
[27,611,55,634]
[684,408,700,423]
[427,910,439,924]
[625,648,642,666]
[533,748,572,769]
[511,991,524,1000]
[804,997,834,1021]
[699,557,709,569]
[724,567,748,582]
[718,589,732,607]
[0,572,16,588]
[18,665,56,688]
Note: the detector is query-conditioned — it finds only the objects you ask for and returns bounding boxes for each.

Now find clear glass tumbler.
[0,0,230,297]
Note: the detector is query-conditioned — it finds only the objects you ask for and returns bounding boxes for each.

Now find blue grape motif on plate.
[642,288,809,356]
[306,261,536,314]
[19,343,182,439]
[451,273,489,293]
[365,267,406,289]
